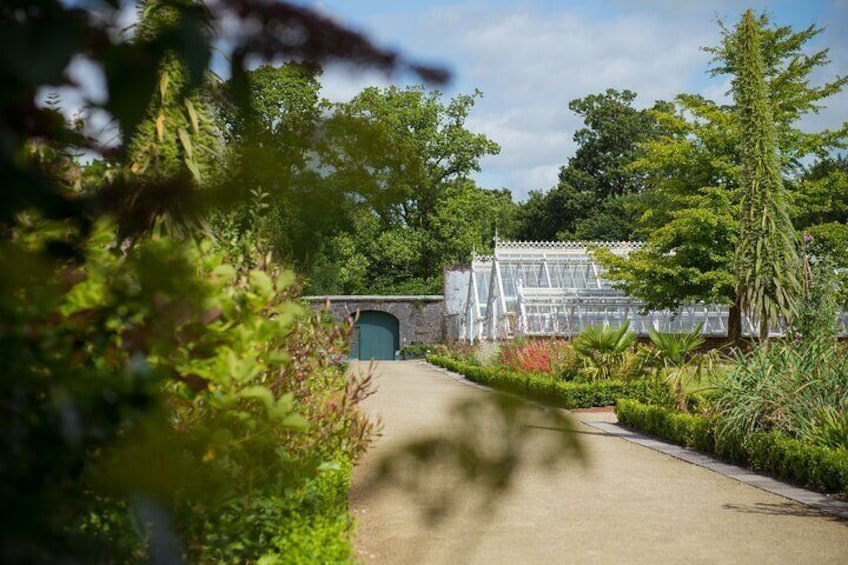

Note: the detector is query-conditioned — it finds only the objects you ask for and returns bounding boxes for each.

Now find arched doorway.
[351,310,400,360]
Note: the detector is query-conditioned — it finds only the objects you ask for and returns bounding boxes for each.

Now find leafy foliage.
[791,239,840,342]
[704,14,848,170]
[2,214,375,561]
[127,0,224,186]
[791,156,848,229]
[574,322,637,381]
[428,355,658,409]
[647,323,716,411]
[594,12,847,343]
[1,0,446,240]
[592,94,740,312]
[307,87,512,294]
[808,407,848,451]
[1,0,445,561]
[214,63,355,270]
[713,339,848,445]
[806,221,848,266]
[516,90,670,241]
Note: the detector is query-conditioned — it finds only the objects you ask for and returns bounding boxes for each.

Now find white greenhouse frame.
[459,240,848,342]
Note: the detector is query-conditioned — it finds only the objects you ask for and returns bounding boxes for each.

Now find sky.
[293,0,848,200]
[55,1,848,201]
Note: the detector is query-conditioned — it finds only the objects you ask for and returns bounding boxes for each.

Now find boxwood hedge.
[426,355,656,409]
[616,399,848,495]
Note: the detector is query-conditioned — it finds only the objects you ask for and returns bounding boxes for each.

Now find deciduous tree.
[596,12,846,344]
[312,86,503,293]
[516,89,670,241]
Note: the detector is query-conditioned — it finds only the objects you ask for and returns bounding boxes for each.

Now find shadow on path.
[723,502,846,521]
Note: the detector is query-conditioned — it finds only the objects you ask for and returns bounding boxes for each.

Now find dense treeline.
[71,10,848,305]
[592,12,847,340]
[80,62,516,296]
[216,12,847,303]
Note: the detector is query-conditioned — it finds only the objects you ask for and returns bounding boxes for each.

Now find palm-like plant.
[648,322,715,411]
[574,322,636,381]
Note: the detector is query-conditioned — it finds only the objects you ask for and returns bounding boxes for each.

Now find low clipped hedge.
[615,399,716,452]
[427,355,656,409]
[616,399,848,495]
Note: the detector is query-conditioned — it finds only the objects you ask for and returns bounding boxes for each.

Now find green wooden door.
[354,311,399,360]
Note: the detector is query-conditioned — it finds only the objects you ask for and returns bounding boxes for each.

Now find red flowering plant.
[499,338,576,376]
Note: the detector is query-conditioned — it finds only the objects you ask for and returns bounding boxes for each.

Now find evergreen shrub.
[427,355,656,408]
[616,399,848,495]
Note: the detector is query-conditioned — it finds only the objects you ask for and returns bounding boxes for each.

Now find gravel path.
[349,361,848,564]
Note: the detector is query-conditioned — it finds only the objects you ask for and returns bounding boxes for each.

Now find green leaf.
[212,264,236,281]
[275,392,294,415]
[185,98,199,133]
[156,111,165,140]
[178,127,193,160]
[159,71,170,100]
[249,270,274,300]
[184,157,202,183]
[317,461,343,472]
[240,385,275,412]
[281,413,310,431]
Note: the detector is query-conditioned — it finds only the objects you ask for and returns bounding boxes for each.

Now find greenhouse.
[459,240,846,342]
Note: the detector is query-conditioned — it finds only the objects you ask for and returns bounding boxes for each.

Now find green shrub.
[574,323,637,381]
[808,407,848,450]
[2,220,372,562]
[612,343,653,382]
[686,389,720,414]
[428,355,657,409]
[400,344,432,359]
[616,399,715,452]
[713,339,848,442]
[792,251,840,342]
[616,400,848,495]
[554,345,584,381]
[200,464,354,564]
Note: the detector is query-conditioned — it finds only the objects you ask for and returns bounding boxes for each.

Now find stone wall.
[302,295,445,346]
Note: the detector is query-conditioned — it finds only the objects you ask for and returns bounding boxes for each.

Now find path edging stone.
[584,420,848,521]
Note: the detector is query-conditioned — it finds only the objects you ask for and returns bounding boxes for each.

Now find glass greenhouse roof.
[459,240,837,341]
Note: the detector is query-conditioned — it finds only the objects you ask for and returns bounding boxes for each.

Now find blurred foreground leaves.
[1,0,444,561]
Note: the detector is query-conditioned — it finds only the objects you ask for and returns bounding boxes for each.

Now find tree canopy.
[516,89,671,241]
[306,86,508,294]
[594,11,847,342]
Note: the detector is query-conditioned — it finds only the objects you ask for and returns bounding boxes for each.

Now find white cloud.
[357,3,719,199]
[314,1,847,200]
[797,0,848,138]
[319,66,394,103]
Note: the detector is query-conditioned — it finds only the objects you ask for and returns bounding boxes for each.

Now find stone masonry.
[302,295,445,346]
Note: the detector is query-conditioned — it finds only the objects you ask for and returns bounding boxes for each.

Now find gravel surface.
[349,361,848,565]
